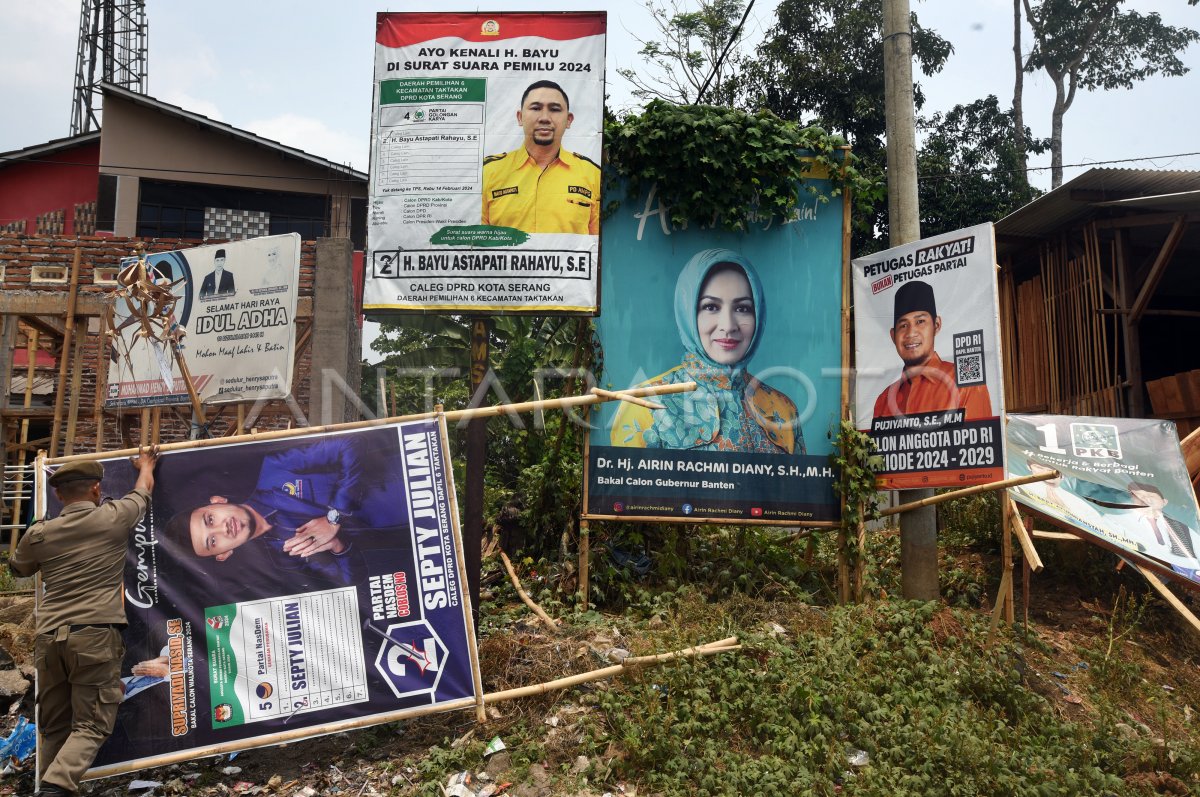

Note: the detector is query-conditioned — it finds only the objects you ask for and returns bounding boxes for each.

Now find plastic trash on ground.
[0,716,35,765]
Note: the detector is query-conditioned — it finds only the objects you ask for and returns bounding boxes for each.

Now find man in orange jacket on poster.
[873,280,992,420]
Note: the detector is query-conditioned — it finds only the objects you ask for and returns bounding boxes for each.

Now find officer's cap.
[49,460,104,487]
[893,280,937,327]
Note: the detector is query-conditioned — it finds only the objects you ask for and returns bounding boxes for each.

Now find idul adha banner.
[365,12,605,315]
[852,222,1005,489]
[1007,414,1200,589]
[584,176,847,524]
[55,420,480,778]
[105,234,301,408]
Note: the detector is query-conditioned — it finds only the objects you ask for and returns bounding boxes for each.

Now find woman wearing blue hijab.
[611,248,803,454]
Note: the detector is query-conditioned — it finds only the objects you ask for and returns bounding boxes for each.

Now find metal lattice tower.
[70,0,148,135]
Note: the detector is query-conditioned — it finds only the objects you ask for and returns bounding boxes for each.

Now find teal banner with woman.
[584,178,847,524]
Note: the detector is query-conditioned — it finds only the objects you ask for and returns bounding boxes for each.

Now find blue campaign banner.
[46,419,480,779]
[585,176,847,524]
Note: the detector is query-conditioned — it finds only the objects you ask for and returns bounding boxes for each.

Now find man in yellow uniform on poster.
[481,80,600,235]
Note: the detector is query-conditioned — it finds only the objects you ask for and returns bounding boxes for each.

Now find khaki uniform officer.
[480,78,600,235]
[481,146,601,235]
[11,449,158,797]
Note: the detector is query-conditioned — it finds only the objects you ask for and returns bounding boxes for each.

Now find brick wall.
[0,232,324,453]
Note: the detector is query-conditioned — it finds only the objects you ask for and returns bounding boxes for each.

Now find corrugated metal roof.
[995,168,1200,246]
[1093,190,1200,212]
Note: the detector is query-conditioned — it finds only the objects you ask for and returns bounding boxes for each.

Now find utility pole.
[882,0,938,600]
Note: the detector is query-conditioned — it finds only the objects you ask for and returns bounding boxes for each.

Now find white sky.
[2,0,1197,358]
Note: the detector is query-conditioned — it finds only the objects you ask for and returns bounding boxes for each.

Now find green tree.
[617,0,751,107]
[1020,0,1200,188]
[917,95,1048,238]
[369,315,592,560]
[744,0,952,251]
[746,0,952,161]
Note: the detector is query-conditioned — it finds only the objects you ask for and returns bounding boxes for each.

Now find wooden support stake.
[578,518,590,612]
[499,549,558,633]
[150,407,162,446]
[988,568,1013,641]
[880,470,1057,517]
[1001,491,1014,625]
[236,403,246,436]
[837,528,850,605]
[138,409,150,448]
[49,247,83,457]
[1005,498,1045,573]
[63,317,87,455]
[853,504,866,603]
[588,386,664,411]
[1134,563,1200,636]
[1031,529,1083,541]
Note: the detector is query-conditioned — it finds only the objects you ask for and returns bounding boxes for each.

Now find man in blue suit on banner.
[159,434,408,586]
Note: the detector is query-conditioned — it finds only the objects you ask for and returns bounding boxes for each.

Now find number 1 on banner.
[1036,423,1067,454]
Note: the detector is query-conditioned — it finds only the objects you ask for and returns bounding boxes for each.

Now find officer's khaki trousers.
[35,626,124,792]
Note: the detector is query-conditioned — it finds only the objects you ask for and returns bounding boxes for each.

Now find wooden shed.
[996,168,1200,437]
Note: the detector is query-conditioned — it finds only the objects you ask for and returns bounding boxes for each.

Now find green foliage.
[618,0,750,106]
[917,95,1048,238]
[593,601,1130,796]
[1084,585,1148,695]
[604,100,878,232]
[747,0,952,155]
[937,487,1001,551]
[370,315,593,560]
[1021,0,1200,186]
[745,0,952,251]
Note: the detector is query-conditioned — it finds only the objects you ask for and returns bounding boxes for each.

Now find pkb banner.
[1007,414,1200,589]
[365,12,606,315]
[44,419,480,778]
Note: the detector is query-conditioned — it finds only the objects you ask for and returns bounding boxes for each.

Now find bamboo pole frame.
[838,157,854,601]
[499,549,559,632]
[482,637,740,704]
[880,470,1057,517]
[1134,563,1200,637]
[44,382,699,466]
[85,636,741,781]
[1005,497,1044,573]
[588,386,663,411]
[436,410,487,725]
[94,304,113,453]
[9,328,38,551]
[577,518,590,612]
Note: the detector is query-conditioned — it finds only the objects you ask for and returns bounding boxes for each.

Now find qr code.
[955,353,983,386]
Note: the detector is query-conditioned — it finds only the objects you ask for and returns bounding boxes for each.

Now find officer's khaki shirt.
[10,488,150,635]
[481,146,600,235]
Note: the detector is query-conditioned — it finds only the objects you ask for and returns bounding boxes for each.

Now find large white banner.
[365,12,605,315]
[105,234,301,407]
[852,222,1006,488]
